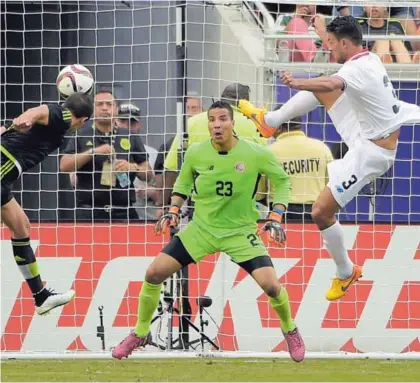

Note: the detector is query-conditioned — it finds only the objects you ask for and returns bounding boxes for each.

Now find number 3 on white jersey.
[383,75,400,114]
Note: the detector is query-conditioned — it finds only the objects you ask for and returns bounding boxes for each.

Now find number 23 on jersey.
[216,181,233,196]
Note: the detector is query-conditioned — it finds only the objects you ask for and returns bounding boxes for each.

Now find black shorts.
[162,236,274,274]
[1,149,20,207]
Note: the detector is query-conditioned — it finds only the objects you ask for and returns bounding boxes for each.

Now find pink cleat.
[282,327,305,362]
[112,331,151,360]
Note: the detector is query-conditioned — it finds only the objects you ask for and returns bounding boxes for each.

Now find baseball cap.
[221,83,250,102]
[118,103,141,122]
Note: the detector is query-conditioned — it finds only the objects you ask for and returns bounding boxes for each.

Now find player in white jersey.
[240,16,420,301]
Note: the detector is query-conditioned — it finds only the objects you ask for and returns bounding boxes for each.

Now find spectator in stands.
[414,26,420,64]
[338,5,419,51]
[268,107,333,222]
[410,11,420,63]
[186,91,202,118]
[313,8,413,63]
[360,6,411,64]
[417,7,420,26]
[117,103,141,131]
[155,83,266,214]
[336,5,364,18]
[275,4,330,62]
[387,7,419,51]
[117,103,158,166]
[60,90,153,222]
[117,102,158,221]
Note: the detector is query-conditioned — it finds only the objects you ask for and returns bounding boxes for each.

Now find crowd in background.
[267,4,420,63]
[4,3,419,224]
[56,89,204,222]
[56,81,334,224]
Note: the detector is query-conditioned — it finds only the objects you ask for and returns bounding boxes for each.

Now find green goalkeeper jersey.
[173,138,291,237]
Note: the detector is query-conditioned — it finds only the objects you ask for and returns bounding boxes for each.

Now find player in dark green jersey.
[113,101,305,362]
[1,92,92,316]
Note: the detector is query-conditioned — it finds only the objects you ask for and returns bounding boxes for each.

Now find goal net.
[1,0,419,358]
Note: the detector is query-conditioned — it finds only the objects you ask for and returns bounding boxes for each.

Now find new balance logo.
[14,255,26,263]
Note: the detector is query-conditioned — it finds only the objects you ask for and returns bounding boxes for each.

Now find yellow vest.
[269,131,333,204]
[164,107,266,171]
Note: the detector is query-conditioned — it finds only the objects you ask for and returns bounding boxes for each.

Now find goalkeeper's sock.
[264,90,320,127]
[269,287,295,333]
[321,221,354,279]
[135,280,162,337]
[12,237,50,306]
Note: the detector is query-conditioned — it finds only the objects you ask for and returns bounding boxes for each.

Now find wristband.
[170,201,182,209]
[272,207,284,216]
[168,205,180,214]
[268,209,283,223]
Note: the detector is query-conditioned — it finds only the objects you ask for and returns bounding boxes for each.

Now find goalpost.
[1,0,419,359]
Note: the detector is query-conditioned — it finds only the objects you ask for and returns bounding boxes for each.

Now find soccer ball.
[56,64,94,98]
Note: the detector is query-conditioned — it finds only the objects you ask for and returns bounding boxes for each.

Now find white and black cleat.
[35,289,76,315]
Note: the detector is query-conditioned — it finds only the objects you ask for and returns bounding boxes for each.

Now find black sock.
[12,237,50,306]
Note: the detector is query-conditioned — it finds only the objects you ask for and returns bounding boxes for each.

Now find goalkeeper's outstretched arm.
[259,146,291,212]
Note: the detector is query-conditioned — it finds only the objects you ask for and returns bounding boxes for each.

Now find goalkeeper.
[113,101,305,362]
[156,83,267,211]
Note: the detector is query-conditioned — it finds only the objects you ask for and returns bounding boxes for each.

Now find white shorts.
[327,139,396,208]
[328,93,361,149]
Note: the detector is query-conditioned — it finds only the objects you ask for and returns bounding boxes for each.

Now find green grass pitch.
[1,358,420,382]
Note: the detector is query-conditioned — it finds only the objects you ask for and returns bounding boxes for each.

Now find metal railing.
[264,34,420,41]
[260,0,419,6]
[242,1,420,82]
[261,61,420,81]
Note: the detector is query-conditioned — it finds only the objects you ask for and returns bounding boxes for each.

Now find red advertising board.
[1,223,419,353]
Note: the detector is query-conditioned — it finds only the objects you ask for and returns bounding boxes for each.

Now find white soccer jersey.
[334,50,420,140]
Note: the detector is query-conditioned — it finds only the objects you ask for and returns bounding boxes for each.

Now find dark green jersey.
[1,104,71,173]
[173,139,290,236]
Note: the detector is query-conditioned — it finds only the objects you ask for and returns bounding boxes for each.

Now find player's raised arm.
[12,92,92,135]
[12,105,50,133]
[281,71,344,93]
